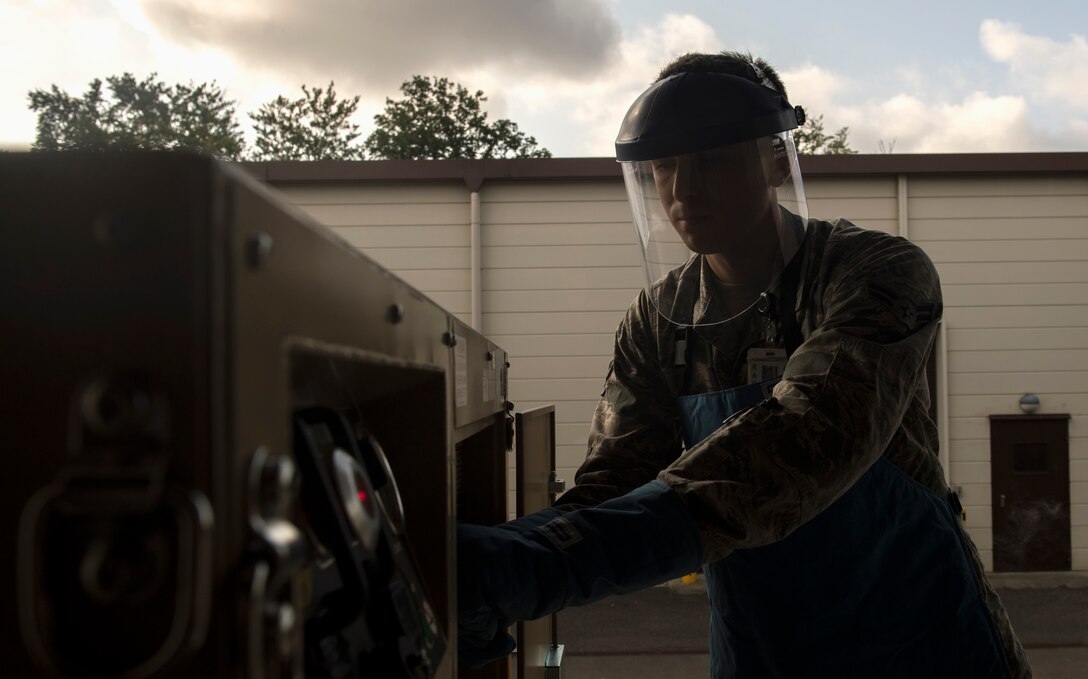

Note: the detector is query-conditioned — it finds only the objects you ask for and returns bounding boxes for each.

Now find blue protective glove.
[457,480,703,667]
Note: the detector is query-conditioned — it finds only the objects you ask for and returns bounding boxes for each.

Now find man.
[458,51,1030,678]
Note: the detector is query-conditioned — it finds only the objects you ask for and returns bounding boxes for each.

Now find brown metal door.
[515,406,563,679]
[990,414,1071,572]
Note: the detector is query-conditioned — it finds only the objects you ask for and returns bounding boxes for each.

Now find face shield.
[616,71,809,327]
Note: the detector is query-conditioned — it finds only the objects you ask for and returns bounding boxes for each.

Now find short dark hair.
[656,51,788,100]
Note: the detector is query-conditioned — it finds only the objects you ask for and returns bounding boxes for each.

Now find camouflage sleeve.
[554,291,684,509]
[659,232,943,562]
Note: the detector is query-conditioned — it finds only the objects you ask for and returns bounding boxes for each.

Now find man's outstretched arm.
[457,480,703,667]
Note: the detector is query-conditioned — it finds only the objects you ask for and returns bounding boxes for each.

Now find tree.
[365,76,551,160]
[793,113,857,155]
[27,73,244,158]
[249,82,364,161]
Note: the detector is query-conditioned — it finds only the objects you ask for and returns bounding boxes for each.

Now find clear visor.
[621,132,809,327]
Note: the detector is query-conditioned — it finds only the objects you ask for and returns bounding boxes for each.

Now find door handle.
[999,494,1006,508]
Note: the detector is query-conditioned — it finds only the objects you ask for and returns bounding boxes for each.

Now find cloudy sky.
[3,0,1087,156]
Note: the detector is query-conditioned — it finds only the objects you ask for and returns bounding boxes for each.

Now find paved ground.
[553,572,1088,678]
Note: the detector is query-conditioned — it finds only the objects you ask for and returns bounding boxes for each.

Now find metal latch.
[548,471,566,496]
[544,644,565,678]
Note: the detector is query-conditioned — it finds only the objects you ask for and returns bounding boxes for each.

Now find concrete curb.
[986,571,1088,589]
[664,570,1088,595]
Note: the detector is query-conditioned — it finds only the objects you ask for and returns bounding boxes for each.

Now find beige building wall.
[280,181,474,323]
[907,175,1088,570]
[261,156,1087,573]
[478,179,638,511]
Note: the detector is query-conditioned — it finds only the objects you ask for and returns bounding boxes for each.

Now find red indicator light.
[358,490,368,503]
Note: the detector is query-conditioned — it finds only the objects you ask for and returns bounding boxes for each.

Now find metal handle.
[1000,494,1006,508]
[18,483,214,679]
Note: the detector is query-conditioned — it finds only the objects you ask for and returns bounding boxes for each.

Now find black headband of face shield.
[615,72,806,162]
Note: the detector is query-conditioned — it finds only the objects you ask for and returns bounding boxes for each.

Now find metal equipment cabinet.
[1,153,558,678]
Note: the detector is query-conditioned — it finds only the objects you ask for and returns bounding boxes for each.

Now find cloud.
[141,0,621,95]
[779,63,850,115]
[776,20,1088,153]
[572,13,724,155]
[1,1,155,145]
[528,20,1084,156]
[383,17,1088,155]
[9,7,1086,155]
[876,92,1041,152]
[429,13,723,156]
[826,88,1075,153]
[980,19,1088,110]
[484,13,724,156]
[3,7,695,157]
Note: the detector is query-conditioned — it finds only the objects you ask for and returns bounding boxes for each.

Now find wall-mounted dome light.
[1019,393,1040,414]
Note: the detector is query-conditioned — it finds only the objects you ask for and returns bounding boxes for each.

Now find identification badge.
[747,347,787,385]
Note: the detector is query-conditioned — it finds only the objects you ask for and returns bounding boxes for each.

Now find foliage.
[27,73,244,158]
[249,82,364,161]
[365,76,551,160]
[27,74,553,162]
[793,113,857,155]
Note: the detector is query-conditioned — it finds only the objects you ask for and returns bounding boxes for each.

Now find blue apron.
[677,385,1011,678]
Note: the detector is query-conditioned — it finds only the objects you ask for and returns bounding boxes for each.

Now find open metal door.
[515,406,565,678]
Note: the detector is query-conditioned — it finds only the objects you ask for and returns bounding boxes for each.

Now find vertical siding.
[478,180,641,514]
[270,167,1088,572]
[276,182,473,324]
[804,176,899,234]
[909,175,1088,569]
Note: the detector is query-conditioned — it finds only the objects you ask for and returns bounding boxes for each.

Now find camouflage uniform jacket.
[555,217,1030,678]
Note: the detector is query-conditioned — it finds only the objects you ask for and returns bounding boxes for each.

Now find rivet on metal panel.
[442,331,458,347]
[387,303,405,324]
[246,233,275,269]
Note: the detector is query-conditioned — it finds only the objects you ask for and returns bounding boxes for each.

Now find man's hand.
[455,481,704,667]
[456,522,518,667]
